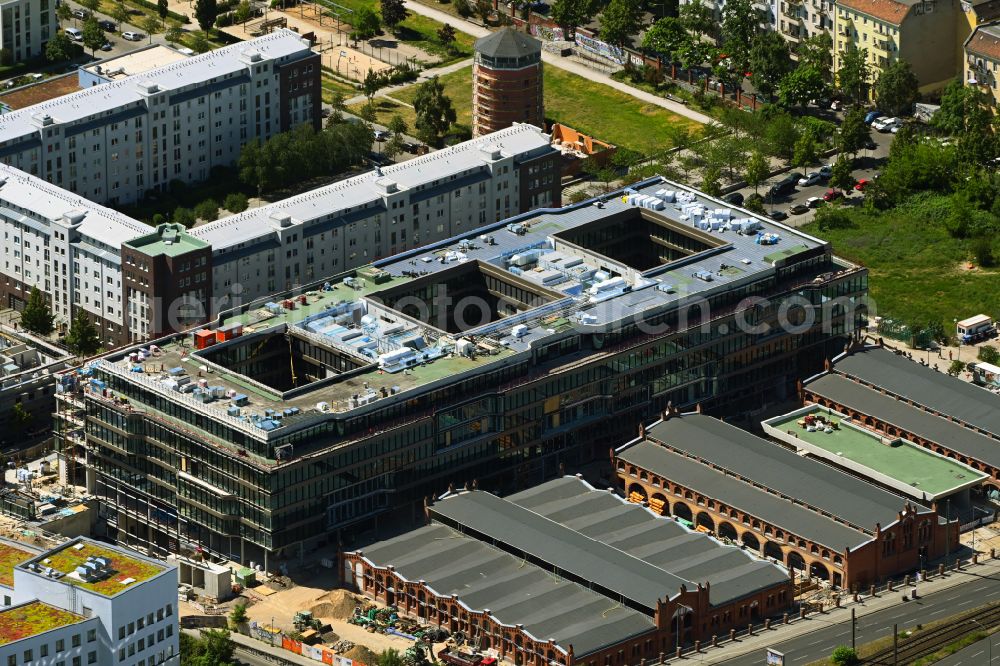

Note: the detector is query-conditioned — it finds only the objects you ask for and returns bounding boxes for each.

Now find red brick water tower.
[472,28,544,137]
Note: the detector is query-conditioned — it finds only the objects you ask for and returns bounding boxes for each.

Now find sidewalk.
[401,0,713,126]
[677,556,1000,664]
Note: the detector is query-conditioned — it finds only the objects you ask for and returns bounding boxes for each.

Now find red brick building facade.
[473,29,544,137]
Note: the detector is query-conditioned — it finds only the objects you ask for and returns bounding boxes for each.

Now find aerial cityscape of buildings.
[0,0,997,663]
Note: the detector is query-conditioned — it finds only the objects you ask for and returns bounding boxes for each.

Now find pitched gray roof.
[642,415,923,531]
[474,28,541,58]
[807,373,1000,469]
[358,522,654,657]
[833,347,1000,438]
[617,440,872,551]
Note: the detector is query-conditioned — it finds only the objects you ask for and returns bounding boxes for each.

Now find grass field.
[349,64,703,155]
[804,193,1000,332]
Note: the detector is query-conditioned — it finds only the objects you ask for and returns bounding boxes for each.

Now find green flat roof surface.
[39,540,165,596]
[0,602,83,644]
[0,543,36,587]
[770,407,986,495]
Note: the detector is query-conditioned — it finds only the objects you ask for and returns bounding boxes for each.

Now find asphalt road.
[733,127,896,228]
[936,634,1000,665]
[63,0,171,58]
[716,569,1000,665]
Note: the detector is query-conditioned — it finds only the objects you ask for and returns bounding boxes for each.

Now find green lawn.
[804,193,1000,332]
[349,64,704,155]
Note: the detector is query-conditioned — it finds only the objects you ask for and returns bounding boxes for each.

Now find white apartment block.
[0,537,178,666]
[190,123,562,306]
[0,0,53,64]
[0,28,319,207]
[0,123,559,347]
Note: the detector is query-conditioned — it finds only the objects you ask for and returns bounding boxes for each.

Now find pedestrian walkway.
[401,0,713,125]
[345,57,472,106]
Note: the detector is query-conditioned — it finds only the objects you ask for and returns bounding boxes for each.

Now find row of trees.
[21,287,102,356]
[347,0,408,40]
[237,118,373,196]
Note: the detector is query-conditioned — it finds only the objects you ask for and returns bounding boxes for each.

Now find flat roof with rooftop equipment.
[18,538,167,597]
[89,177,835,463]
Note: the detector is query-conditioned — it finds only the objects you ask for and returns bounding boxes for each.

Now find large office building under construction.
[55,177,868,569]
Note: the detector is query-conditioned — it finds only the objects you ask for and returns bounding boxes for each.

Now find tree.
[744,151,769,195]
[599,0,641,48]
[326,91,347,126]
[223,192,249,213]
[56,2,72,26]
[10,403,32,435]
[228,603,248,630]
[111,2,131,29]
[948,359,966,376]
[45,31,75,62]
[362,68,381,102]
[81,18,105,55]
[551,0,596,37]
[721,0,761,77]
[380,0,408,32]
[353,7,380,40]
[165,23,184,44]
[701,163,722,197]
[830,646,860,666]
[979,345,1000,365]
[792,130,819,169]
[195,0,219,31]
[828,155,855,193]
[378,649,405,666]
[642,18,690,63]
[777,65,827,109]
[21,287,55,335]
[796,32,833,78]
[234,0,252,25]
[679,0,714,36]
[837,106,871,157]
[142,16,163,43]
[413,76,456,146]
[973,237,996,268]
[184,629,237,666]
[749,31,793,100]
[191,31,211,53]
[836,46,870,106]
[173,207,197,227]
[194,199,220,221]
[934,80,995,166]
[437,23,457,50]
[78,0,100,13]
[875,59,918,117]
[158,0,170,19]
[65,309,101,357]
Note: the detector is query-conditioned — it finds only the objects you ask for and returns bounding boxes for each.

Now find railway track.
[864,601,1000,664]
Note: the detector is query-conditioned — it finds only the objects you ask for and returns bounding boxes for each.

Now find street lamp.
[971,618,993,664]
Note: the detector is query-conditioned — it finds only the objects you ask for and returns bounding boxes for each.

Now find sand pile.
[311,589,359,620]
[344,645,379,663]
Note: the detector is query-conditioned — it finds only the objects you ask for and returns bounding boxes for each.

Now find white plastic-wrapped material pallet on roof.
[710,219,723,231]
[648,197,665,210]
[655,188,676,202]
[712,208,732,220]
[676,191,696,203]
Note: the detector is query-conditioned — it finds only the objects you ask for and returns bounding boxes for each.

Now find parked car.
[854,178,871,191]
[817,164,833,178]
[769,210,788,221]
[864,111,883,125]
[373,129,389,141]
[723,191,744,206]
[768,172,803,198]
[71,8,89,19]
[98,19,116,30]
[401,141,421,153]
[873,117,899,132]
[65,27,83,41]
[798,172,822,186]
[863,138,877,150]
[823,189,844,201]
[806,196,825,209]
[122,31,143,41]
[100,41,113,51]
[789,204,810,215]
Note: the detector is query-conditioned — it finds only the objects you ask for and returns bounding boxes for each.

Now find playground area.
[217,1,431,82]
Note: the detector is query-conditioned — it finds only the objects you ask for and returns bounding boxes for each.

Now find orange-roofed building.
[834,0,959,96]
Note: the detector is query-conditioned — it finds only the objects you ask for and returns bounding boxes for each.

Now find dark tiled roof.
[474,28,542,58]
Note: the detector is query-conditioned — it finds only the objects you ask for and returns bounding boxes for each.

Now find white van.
[65,27,83,41]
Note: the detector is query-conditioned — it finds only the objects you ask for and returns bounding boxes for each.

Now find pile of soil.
[310,589,359,620]
[344,645,379,663]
